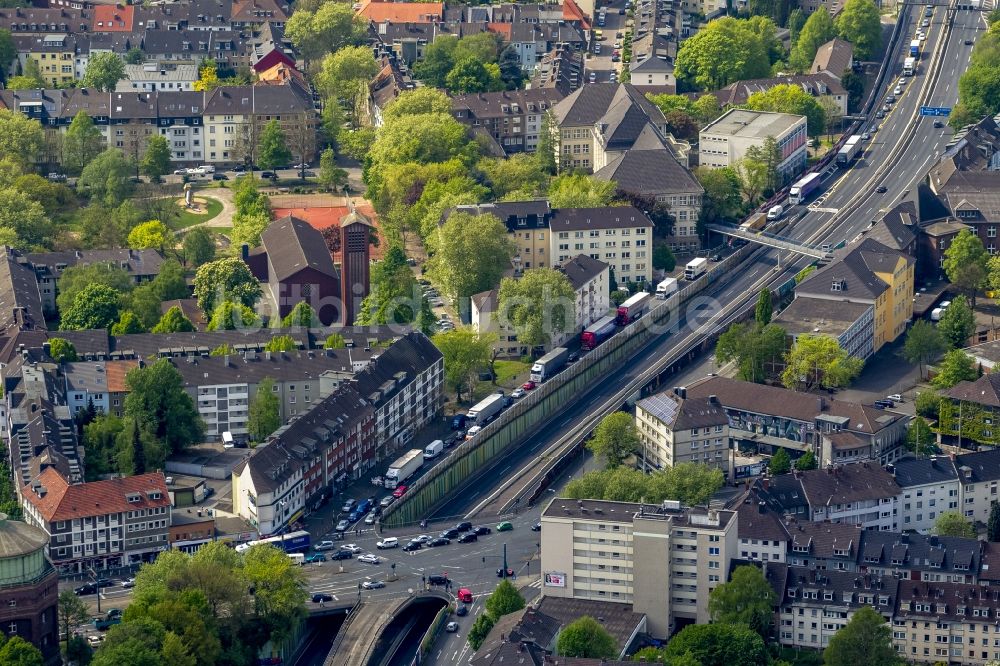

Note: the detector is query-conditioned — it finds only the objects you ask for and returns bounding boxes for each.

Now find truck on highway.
[581,315,618,350]
[904,56,916,76]
[910,39,920,57]
[384,449,424,488]
[616,292,652,325]
[788,172,822,204]
[740,213,767,233]
[835,135,863,168]
[466,393,505,426]
[684,257,708,280]
[655,277,678,299]
[530,347,570,383]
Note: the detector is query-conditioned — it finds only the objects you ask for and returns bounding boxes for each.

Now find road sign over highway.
[920,106,952,117]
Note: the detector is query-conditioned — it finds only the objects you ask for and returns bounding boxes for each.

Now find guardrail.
[380,244,757,528]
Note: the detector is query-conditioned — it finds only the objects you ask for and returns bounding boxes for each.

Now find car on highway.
[531,522,542,531]
[379,496,395,508]
[916,31,925,41]
[428,575,450,586]
[881,104,890,113]
[522,380,537,391]
[965,39,974,45]
[343,543,363,554]
[511,387,527,399]
[363,580,386,590]
[331,550,354,560]
[893,85,902,96]
[403,541,423,552]
[933,120,944,128]
[921,17,929,27]
[588,71,597,83]
[862,132,871,140]
[392,485,409,498]
[121,577,136,588]
[315,540,339,551]
[451,414,468,430]
[358,553,381,564]
[455,604,469,616]
[440,528,461,539]
[311,593,333,603]
[446,621,459,633]
[876,185,888,193]
[428,537,451,547]
[376,537,398,549]
[875,110,885,119]
[472,526,492,536]
[497,521,514,532]
[335,519,350,532]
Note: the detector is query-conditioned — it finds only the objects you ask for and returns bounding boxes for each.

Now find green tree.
[0,635,44,666]
[497,268,575,348]
[795,449,818,471]
[586,412,641,467]
[934,510,976,538]
[755,288,773,325]
[653,243,677,272]
[841,70,865,112]
[82,414,124,479]
[124,359,204,454]
[318,148,347,192]
[282,302,319,328]
[938,295,976,349]
[383,88,453,120]
[111,311,145,335]
[988,502,1000,542]
[715,322,787,383]
[536,111,558,175]
[57,263,133,317]
[193,257,262,314]
[182,227,216,268]
[79,148,134,206]
[485,579,525,619]
[248,377,281,441]
[433,328,496,402]
[782,334,863,391]
[5,75,43,90]
[152,306,196,334]
[709,565,776,636]
[48,337,78,363]
[257,120,292,171]
[915,391,942,419]
[696,166,745,225]
[746,84,826,136]
[0,189,52,250]
[564,463,724,505]
[415,35,459,87]
[83,52,126,91]
[907,416,936,457]
[663,623,768,666]
[125,47,145,64]
[316,46,378,121]
[141,135,172,182]
[479,153,549,200]
[769,447,791,474]
[675,17,772,90]
[557,616,617,659]
[548,173,618,208]
[63,110,104,174]
[357,245,420,325]
[945,229,989,306]
[284,1,366,61]
[210,343,236,357]
[834,0,882,59]
[128,220,171,251]
[324,333,346,349]
[498,44,524,89]
[468,613,495,651]
[0,108,44,167]
[207,301,260,331]
[264,335,296,352]
[430,212,514,302]
[823,606,899,666]
[745,136,784,193]
[60,283,122,331]
[58,589,90,646]
[445,57,502,93]
[790,8,835,71]
[932,349,978,389]
[902,320,947,379]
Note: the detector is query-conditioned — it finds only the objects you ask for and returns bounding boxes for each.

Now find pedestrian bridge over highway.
[706,224,834,261]
[324,590,451,666]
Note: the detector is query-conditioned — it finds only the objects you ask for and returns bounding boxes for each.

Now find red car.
[392,485,409,498]
[457,588,474,603]
[522,381,537,390]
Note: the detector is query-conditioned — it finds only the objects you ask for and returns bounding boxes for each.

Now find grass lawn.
[469,359,530,402]
[164,197,224,230]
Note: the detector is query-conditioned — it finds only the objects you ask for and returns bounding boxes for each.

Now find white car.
[364,511,378,525]
[411,534,432,544]
[343,543,363,554]
[376,537,398,549]
[893,85,902,96]
[363,580,386,589]
[379,496,395,508]
[121,577,135,588]
[358,553,381,564]
[314,540,338,551]
[511,388,527,399]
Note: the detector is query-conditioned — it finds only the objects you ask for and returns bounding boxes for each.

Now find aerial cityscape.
[0,0,997,663]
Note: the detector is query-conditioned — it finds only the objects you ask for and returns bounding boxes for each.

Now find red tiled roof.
[488,23,512,40]
[105,359,140,393]
[24,468,170,522]
[358,0,443,23]
[92,4,134,32]
[562,0,590,30]
[271,204,385,263]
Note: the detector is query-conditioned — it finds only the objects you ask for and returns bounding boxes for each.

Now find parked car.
[358,553,381,564]
[331,550,354,560]
[365,511,378,525]
[121,578,136,588]
[341,499,357,513]
[457,532,478,543]
[212,173,229,181]
[261,171,277,180]
[455,521,473,532]
[888,394,903,402]
[403,541,422,552]
[428,575,450,585]
[47,172,67,182]
[311,538,338,552]
[411,534,432,544]
[440,528,460,539]
[531,522,542,531]
[363,580,387,590]
[305,553,326,564]
[380,496,395,508]
[497,521,513,532]
[312,593,333,603]
[377,537,399,549]
[429,537,451,547]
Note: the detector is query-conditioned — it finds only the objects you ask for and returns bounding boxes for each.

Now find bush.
[915,391,942,420]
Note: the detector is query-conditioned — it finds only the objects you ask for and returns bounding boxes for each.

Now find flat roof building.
[699,109,808,183]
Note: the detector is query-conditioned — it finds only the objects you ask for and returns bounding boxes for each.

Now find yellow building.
[18,34,78,88]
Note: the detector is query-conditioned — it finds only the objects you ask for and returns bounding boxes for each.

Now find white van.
[424,439,444,459]
[767,205,784,221]
[377,537,398,549]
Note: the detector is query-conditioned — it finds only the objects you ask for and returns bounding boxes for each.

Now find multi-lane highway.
[427,2,985,522]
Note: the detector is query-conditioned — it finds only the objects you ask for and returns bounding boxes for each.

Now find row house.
[63,359,138,418]
[19,470,171,574]
[451,88,565,155]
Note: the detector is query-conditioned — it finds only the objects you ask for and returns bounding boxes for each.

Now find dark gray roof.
[753,474,808,514]
[261,216,338,281]
[637,392,727,430]
[786,519,862,559]
[796,238,912,302]
[553,82,664,128]
[892,456,958,488]
[798,462,900,505]
[858,531,980,575]
[593,143,702,197]
[451,88,565,120]
[954,447,1000,483]
[26,248,164,278]
[558,254,607,290]
[548,206,653,232]
[896,579,1000,623]
[351,332,442,407]
[449,201,553,232]
[781,566,899,614]
[736,500,790,542]
[168,349,366,387]
[942,372,1000,408]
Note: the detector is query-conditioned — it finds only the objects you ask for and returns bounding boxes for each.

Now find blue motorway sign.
[920,106,952,117]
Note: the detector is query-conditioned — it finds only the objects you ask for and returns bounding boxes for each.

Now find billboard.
[544,572,566,587]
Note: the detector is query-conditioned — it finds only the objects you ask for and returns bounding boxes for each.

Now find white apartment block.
[699,109,808,184]
[549,206,654,286]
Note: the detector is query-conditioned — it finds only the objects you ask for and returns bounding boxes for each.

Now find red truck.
[581,315,618,350]
[615,292,653,326]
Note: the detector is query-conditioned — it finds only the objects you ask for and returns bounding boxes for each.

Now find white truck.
[530,347,570,383]
[655,277,678,299]
[384,448,424,488]
[466,393,506,426]
[287,553,305,566]
[423,439,444,459]
[684,257,708,280]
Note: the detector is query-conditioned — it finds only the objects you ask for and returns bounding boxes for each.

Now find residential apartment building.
[892,580,1000,665]
[451,88,565,154]
[705,72,848,117]
[118,62,198,92]
[24,248,163,314]
[63,359,138,418]
[451,201,554,270]
[13,33,81,88]
[19,470,171,574]
[893,456,961,534]
[636,391,730,473]
[792,238,915,355]
[549,206,654,286]
[939,375,1000,448]
[699,109,808,184]
[540,498,738,638]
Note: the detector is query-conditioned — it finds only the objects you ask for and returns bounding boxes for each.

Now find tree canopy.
[931,349,978,389]
[556,616,618,659]
[823,606,898,666]
[944,229,988,305]
[152,306,196,334]
[586,412,641,467]
[124,359,204,454]
[715,322,787,383]
[709,565,777,636]
[662,623,769,666]
[430,211,514,302]
[497,268,575,348]
[675,17,772,90]
[834,0,882,59]
[790,7,835,71]
[193,257,262,315]
[248,377,281,442]
[548,173,618,208]
[902,320,946,380]
[83,52,127,91]
[564,463,724,506]
[934,510,976,538]
[781,334,863,391]
[746,83,826,136]
[432,327,496,402]
[60,283,122,331]
[938,295,976,349]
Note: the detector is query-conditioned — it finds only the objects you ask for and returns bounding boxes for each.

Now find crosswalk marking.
[527,580,542,589]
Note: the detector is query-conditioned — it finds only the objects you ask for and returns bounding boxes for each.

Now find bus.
[835,135,863,168]
[788,172,822,204]
[910,39,920,57]
[904,56,916,76]
[235,530,311,554]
